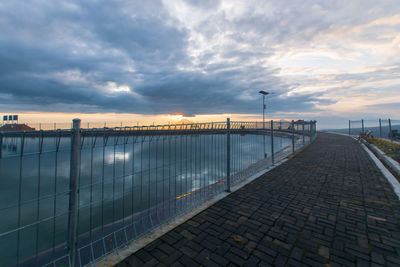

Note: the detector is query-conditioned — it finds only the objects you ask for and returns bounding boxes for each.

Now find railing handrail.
[0,120,315,136]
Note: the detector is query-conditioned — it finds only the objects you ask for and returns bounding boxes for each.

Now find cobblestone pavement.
[116,133,400,266]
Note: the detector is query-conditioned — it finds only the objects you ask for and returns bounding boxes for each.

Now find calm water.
[0,133,292,266]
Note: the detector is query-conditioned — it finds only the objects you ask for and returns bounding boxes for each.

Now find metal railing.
[348,118,400,141]
[0,119,316,267]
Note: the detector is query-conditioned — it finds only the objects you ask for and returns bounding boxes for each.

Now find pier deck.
[117,133,400,266]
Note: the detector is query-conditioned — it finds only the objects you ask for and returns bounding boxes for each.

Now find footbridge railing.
[0,119,316,267]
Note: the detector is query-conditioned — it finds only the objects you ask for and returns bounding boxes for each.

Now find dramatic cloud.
[1,0,400,126]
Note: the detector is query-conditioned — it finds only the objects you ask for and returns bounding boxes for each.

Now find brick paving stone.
[116,133,400,266]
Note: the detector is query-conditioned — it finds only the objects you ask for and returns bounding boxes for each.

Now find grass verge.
[367,137,400,163]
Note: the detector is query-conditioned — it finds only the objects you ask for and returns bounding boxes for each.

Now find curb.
[359,140,400,200]
[359,138,400,179]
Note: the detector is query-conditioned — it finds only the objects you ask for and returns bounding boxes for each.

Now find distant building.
[0,124,35,131]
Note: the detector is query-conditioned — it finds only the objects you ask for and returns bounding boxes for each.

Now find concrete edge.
[359,139,400,178]
[368,143,400,175]
[96,155,291,266]
[361,143,400,200]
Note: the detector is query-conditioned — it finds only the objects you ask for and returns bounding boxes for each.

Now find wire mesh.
[348,119,400,140]
[0,120,316,266]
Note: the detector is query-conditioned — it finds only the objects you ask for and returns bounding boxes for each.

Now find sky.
[0,0,400,129]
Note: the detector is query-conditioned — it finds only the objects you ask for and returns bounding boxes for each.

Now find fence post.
[389,118,392,142]
[68,119,81,267]
[302,121,305,145]
[379,118,382,138]
[348,120,351,135]
[291,120,295,153]
[226,118,231,192]
[361,119,364,134]
[271,120,274,165]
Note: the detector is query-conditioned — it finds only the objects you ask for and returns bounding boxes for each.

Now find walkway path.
[116,133,400,266]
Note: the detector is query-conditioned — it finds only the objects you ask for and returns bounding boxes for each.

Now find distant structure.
[0,124,35,131]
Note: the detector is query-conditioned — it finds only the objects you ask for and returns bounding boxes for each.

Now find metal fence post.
[302,121,305,145]
[379,118,382,138]
[226,118,231,192]
[389,118,392,142]
[291,120,295,153]
[68,119,81,267]
[361,119,364,134]
[271,120,274,165]
[348,120,351,135]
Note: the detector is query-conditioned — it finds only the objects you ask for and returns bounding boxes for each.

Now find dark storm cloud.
[2,0,396,117]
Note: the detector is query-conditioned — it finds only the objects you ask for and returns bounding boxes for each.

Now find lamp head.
[259,90,269,95]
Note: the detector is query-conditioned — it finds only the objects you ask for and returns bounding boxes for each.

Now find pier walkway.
[116,133,400,266]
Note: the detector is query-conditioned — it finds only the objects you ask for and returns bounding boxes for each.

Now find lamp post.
[259,90,270,158]
[259,90,269,129]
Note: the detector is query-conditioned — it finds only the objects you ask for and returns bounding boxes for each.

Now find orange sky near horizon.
[2,112,302,129]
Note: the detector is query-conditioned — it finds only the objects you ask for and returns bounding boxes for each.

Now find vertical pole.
[262,95,265,129]
[379,119,382,138]
[263,119,266,159]
[389,118,392,142]
[348,120,351,136]
[302,121,305,145]
[68,119,81,267]
[361,119,364,134]
[226,118,231,192]
[291,120,295,153]
[271,120,274,165]
[54,123,56,130]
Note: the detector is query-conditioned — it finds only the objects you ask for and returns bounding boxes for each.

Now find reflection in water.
[0,133,292,266]
[106,151,131,164]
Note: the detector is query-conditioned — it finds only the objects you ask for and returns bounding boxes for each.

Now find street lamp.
[259,90,270,159]
[259,90,269,129]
